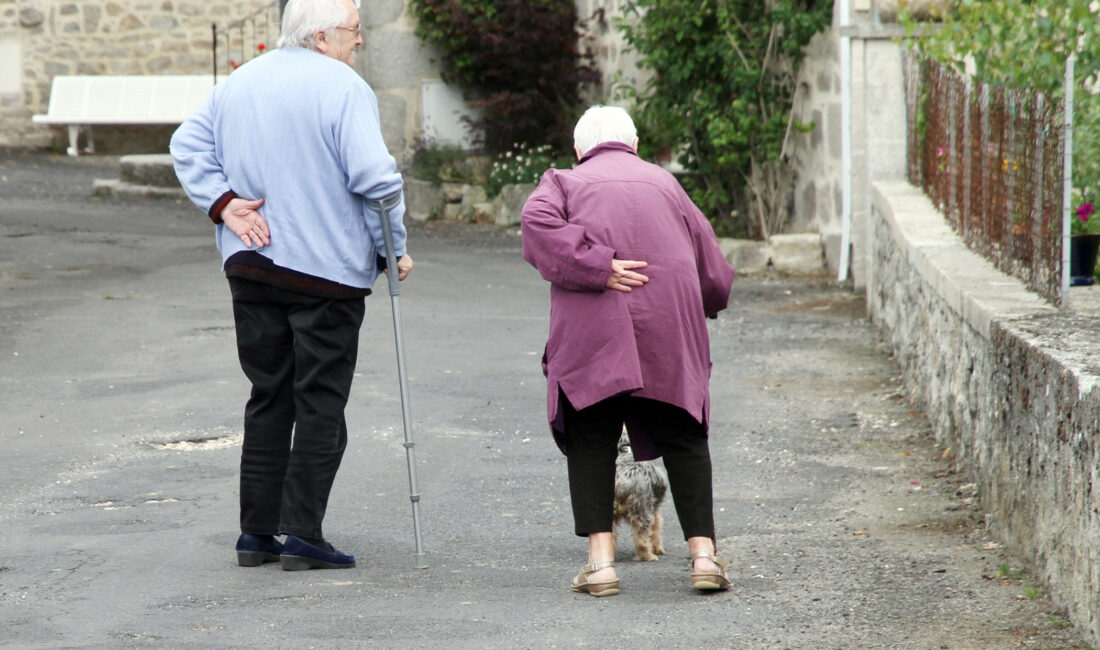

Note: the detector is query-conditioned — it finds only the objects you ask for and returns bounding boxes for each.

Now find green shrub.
[617,0,832,238]
[900,0,1100,207]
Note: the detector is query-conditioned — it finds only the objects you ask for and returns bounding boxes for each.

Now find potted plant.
[1071,198,1100,286]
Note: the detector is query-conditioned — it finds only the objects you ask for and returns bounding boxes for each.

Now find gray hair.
[573,105,638,157]
[277,0,361,50]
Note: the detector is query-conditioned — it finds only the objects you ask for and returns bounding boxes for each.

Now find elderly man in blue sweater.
[170,0,412,571]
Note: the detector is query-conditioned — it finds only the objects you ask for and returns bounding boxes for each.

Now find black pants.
[229,277,365,539]
[563,394,715,540]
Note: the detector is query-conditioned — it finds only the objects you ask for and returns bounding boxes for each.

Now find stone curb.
[92,155,827,275]
[719,233,827,275]
[92,178,186,200]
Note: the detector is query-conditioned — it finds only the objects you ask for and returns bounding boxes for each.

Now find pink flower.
[1078,203,1095,222]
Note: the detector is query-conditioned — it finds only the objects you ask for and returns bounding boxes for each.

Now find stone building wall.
[574,0,649,105]
[0,0,436,159]
[783,3,909,285]
[786,25,844,251]
[357,0,436,166]
[0,0,277,150]
[0,0,646,160]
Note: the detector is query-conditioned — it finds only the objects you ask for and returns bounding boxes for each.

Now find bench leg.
[66,125,80,157]
[64,125,95,156]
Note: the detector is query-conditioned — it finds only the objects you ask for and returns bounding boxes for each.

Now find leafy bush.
[901,0,1099,95]
[485,143,574,198]
[617,0,831,238]
[409,0,599,156]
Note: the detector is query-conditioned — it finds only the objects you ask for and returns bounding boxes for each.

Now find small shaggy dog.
[614,431,669,561]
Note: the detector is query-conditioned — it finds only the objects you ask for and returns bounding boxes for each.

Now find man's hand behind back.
[221,197,269,249]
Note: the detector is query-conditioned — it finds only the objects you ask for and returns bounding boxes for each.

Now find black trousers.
[563,393,715,540]
[229,277,365,539]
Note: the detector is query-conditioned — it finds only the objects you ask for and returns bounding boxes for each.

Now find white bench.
[32,75,216,156]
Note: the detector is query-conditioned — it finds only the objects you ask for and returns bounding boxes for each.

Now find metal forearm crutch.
[366,189,427,570]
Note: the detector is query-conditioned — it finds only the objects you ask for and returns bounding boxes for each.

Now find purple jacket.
[521,141,735,460]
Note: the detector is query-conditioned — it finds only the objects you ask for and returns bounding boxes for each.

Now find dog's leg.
[632,515,657,561]
[651,511,665,556]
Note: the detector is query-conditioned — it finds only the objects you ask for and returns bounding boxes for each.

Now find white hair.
[573,105,638,157]
[277,0,361,50]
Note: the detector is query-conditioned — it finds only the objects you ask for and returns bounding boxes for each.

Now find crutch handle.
[365,190,404,297]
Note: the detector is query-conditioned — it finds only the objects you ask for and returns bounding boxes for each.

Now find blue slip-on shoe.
[236,533,284,567]
[280,535,356,571]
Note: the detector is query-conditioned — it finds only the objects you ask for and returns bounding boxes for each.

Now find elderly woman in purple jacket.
[521,105,736,597]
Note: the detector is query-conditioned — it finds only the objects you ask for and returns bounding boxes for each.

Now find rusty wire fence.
[904,52,1066,304]
[212,1,282,82]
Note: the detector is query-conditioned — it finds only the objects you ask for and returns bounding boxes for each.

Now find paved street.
[0,149,1088,648]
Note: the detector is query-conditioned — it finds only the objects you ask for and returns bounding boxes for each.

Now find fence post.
[962,77,972,237]
[1030,91,1044,283]
[1062,56,1075,307]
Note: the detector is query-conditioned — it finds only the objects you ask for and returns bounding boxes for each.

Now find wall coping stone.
[873,181,1058,339]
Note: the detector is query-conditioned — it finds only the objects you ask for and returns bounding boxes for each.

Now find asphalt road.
[0,149,1088,648]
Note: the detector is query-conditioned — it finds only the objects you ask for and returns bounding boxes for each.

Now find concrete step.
[93,153,186,199]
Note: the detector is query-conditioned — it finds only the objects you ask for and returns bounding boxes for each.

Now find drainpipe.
[837,0,853,282]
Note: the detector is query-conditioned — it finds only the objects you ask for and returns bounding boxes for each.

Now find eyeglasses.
[334,25,361,38]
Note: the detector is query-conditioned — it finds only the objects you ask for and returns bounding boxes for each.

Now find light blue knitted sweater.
[170,46,406,289]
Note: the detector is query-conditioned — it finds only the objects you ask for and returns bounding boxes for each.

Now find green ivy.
[617,0,832,238]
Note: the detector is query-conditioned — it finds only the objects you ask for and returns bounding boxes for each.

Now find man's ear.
[313,31,328,53]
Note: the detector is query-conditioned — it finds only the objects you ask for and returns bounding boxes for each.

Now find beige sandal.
[571,560,620,597]
[690,550,731,591]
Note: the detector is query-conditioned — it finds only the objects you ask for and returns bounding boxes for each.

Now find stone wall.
[357,0,436,166]
[786,25,842,239]
[870,181,1100,647]
[0,0,277,150]
[784,5,909,286]
[574,0,649,104]
[0,0,647,160]
[0,0,437,159]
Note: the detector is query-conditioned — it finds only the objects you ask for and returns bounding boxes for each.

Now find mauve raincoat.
[521,141,735,461]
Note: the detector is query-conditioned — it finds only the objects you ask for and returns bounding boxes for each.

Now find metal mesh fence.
[904,51,1066,304]
[212,1,282,82]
